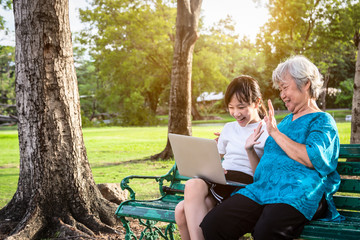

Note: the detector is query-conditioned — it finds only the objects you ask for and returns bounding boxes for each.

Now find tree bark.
[152,0,203,160]
[351,30,360,145]
[191,97,204,120]
[319,71,330,111]
[0,0,117,239]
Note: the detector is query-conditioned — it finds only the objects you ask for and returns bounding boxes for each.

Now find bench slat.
[116,199,178,223]
[337,161,360,176]
[339,144,360,159]
[333,195,360,211]
[302,224,360,240]
[338,179,360,193]
[119,205,176,223]
[340,210,360,220]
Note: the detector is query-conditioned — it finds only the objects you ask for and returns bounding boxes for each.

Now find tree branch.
[0,115,18,122]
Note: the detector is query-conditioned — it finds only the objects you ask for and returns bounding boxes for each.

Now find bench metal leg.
[164,223,176,240]
[140,219,177,240]
[119,217,176,240]
[120,216,137,240]
[139,219,162,239]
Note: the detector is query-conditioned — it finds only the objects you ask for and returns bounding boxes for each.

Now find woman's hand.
[245,121,264,151]
[264,99,278,136]
[264,99,314,168]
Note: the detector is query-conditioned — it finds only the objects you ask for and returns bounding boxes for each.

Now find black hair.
[224,75,267,119]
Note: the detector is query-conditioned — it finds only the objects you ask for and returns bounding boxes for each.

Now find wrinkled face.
[278,73,309,113]
[228,95,260,127]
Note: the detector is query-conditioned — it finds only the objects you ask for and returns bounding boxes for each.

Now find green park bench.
[115,144,360,240]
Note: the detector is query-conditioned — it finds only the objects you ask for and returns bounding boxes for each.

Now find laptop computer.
[168,133,246,186]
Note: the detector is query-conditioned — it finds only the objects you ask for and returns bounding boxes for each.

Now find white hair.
[272,55,324,99]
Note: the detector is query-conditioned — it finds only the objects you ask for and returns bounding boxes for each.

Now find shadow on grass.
[90,156,174,168]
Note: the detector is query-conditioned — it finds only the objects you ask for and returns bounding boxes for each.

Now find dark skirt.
[204,170,253,203]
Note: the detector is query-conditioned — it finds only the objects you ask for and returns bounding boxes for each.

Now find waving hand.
[264,99,278,136]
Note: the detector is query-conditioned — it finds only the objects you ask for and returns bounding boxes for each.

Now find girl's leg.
[183,178,216,240]
[175,201,190,240]
[200,194,263,240]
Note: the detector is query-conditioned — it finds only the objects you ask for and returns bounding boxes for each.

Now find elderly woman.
[200,55,342,240]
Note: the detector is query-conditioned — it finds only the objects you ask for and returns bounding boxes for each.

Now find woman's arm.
[264,100,313,168]
[270,129,313,168]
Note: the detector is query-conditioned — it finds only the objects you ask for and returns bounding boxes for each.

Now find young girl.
[174,75,269,240]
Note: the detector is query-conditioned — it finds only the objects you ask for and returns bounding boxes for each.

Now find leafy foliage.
[335,78,353,108]
[0,45,15,116]
[255,0,360,107]
[78,0,176,126]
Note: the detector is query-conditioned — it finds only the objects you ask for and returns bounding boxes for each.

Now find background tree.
[352,29,360,144]
[0,1,17,123]
[191,16,240,119]
[335,78,354,108]
[0,45,16,120]
[191,16,266,119]
[256,0,359,111]
[78,0,176,126]
[0,0,118,239]
[153,0,202,159]
[72,46,103,126]
[339,1,360,144]
[0,0,11,29]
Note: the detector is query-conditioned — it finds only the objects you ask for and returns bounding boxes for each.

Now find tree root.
[1,202,120,239]
[0,194,27,222]
[56,218,95,239]
[96,198,118,226]
[80,214,118,235]
[5,206,45,240]
[62,214,95,237]
[1,184,120,239]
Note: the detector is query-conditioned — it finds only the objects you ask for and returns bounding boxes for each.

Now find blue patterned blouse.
[236,112,341,221]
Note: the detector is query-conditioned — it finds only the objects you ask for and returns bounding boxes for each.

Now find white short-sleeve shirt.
[217,120,269,176]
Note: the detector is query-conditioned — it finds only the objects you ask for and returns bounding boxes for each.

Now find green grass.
[0,125,226,208]
[0,117,352,208]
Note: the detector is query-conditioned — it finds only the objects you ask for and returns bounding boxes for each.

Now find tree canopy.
[1,0,360,125]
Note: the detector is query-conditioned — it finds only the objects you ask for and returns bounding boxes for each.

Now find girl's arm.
[245,122,264,173]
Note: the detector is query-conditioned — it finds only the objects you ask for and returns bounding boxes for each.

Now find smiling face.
[279,73,311,114]
[228,94,261,127]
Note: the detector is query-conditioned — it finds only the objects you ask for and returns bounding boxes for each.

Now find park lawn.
[0,121,351,208]
[0,125,225,208]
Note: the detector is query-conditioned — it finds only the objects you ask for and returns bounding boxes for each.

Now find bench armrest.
[121,164,180,200]
[121,175,167,200]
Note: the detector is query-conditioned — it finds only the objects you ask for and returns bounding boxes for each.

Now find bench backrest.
[334,144,360,211]
[165,144,360,211]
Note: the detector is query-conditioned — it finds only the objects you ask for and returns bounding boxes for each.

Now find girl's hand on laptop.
[223,169,228,174]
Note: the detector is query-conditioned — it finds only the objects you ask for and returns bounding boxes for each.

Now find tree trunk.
[319,71,330,111]
[0,1,117,239]
[152,0,202,160]
[351,31,360,145]
[191,97,204,120]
